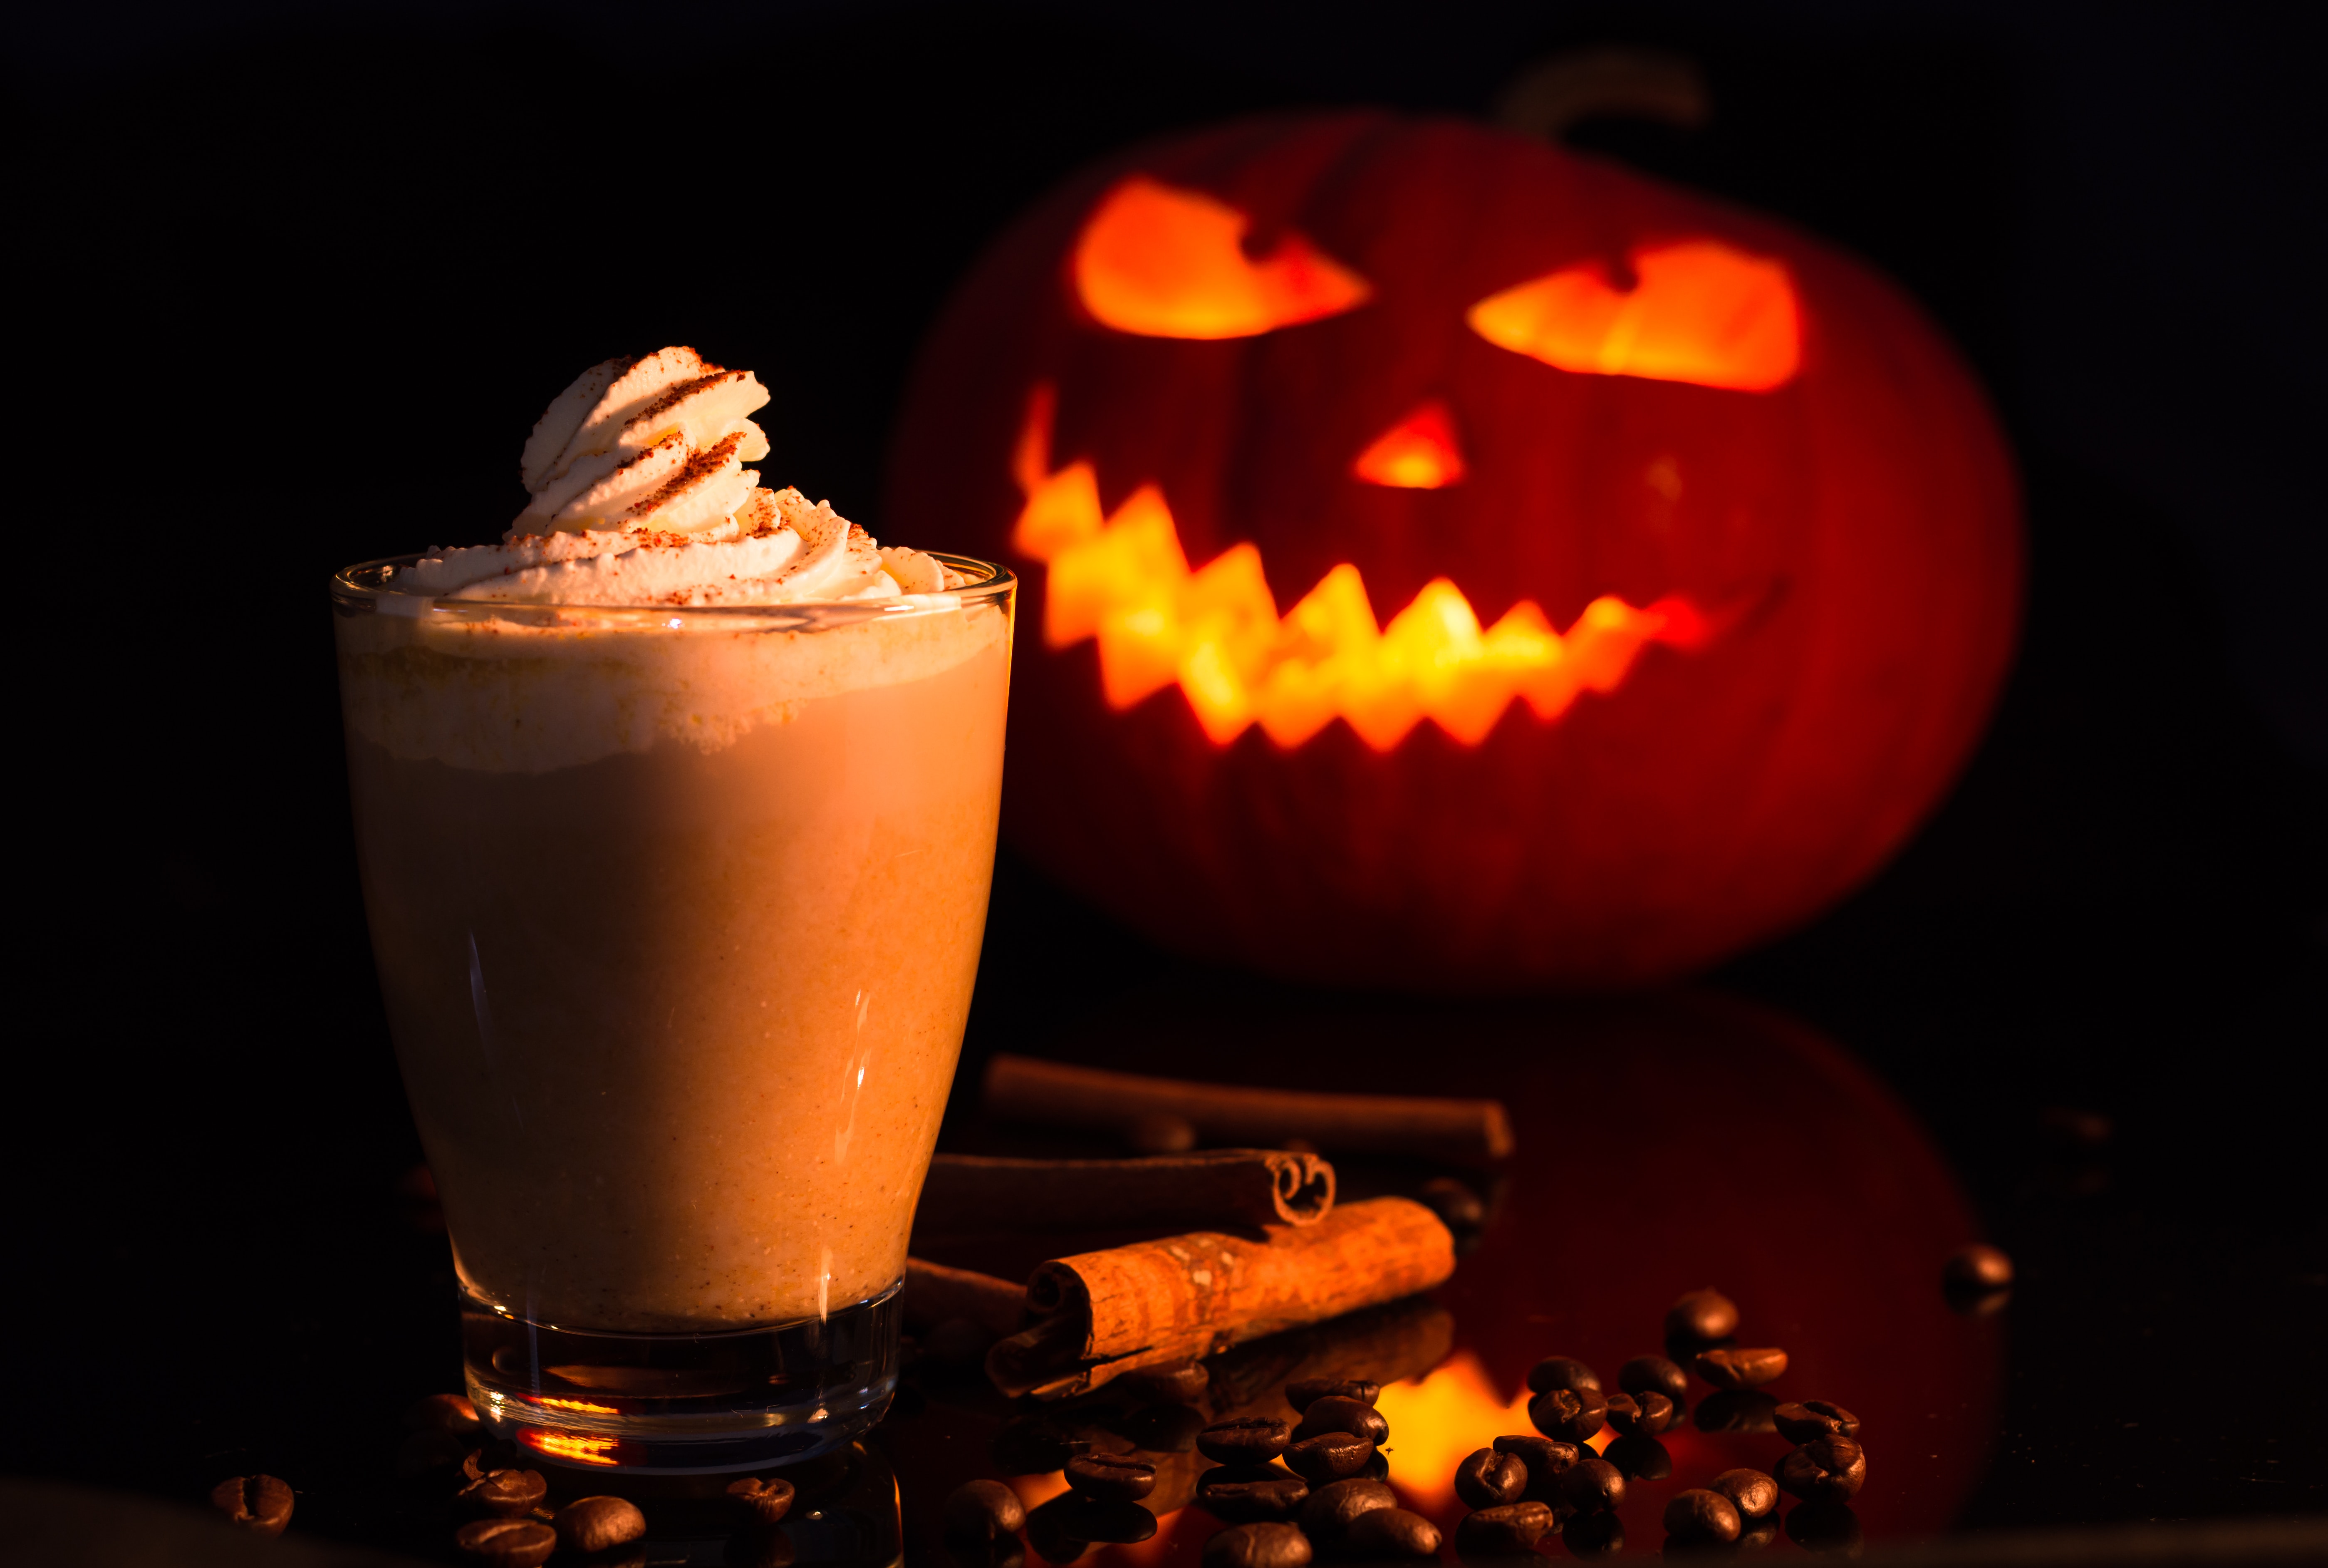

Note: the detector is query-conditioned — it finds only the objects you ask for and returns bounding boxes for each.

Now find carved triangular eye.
[1467,240,1801,391]
[1074,176,1372,339]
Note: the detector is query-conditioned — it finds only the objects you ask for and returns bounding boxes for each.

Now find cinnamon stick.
[985,1196,1456,1400]
[984,1054,1513,1167]
[915,1150,1335,1236]
[901,1256,1025,1340]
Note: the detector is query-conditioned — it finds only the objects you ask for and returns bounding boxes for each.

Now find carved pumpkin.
[888,111,2021,988]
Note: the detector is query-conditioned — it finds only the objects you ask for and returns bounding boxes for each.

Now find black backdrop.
[9,0,2323,1533]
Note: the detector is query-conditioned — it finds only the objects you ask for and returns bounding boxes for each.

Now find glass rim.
[330,549,1013,631]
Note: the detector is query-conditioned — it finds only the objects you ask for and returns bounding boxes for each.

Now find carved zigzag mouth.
[1008,384,1721,752]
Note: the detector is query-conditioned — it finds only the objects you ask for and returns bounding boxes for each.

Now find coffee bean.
[1693,1389,1780,1433]
[1741,1517,1780,1552]
[993,1416,1089,1475]
[1344,1506,1442,1558]
[1564,1509,1625,1559]
[1066,1454,1156,1504]
[1774,1401,1861,1445]
[943,1480,1024,1540]
[1524,1355,1600,1395]
[1784,1502,1864,1556]
[1778,1437,1867,1504]
[461,1444,521,1484]
[1526,1384,1607,1442]
[406,1393,483,1437]
[1453,1447,1527,1509]
[209,1475,293,1537]
[1292,1395,1388,1446]
[394,1429,471,1479]
[1558,1456,1626,1514]
[1197,1466,1308,1523]
[1453,1501,1554,1556]
[1114,1403,1204,1454]
[1283,1432,1374,1485]
[1695,1346,1788,1389]
[1297,1477,1395,1540]
[727,1525,796,1568]
[1198,1417,1290,1466]
[1416,1176,1484,1231]
[1491,1434,1579,1500]
[1284,1378,1379,1412]
[1665,1288,1740,1345]
[1602,1435,1672,1481]
[555,1497,645,1554]
[1034,1495,1158,1546]
[1202,1521,1312,1568]
[1709,1467,1778,1521]
[459,1469,548,1518]
[1617,1355,1688,1402]
[1602,1389,1674,1437]
[1663,1489,1742,1545]
[1944,1244,2013,1292]
[1121,1359,1210,1403]
[728,1477,796,1526]
[455,1518,557,1567]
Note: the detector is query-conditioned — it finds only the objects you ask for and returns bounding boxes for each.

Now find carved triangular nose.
[1352,399,1466,488]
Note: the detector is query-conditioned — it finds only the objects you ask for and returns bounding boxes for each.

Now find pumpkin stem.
[1493,47,1709,141]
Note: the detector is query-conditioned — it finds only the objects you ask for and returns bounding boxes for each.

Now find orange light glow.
[521,1430,620,1466]
[1352,400,1466,488]
[1011,386,1709,749]
[1467,240,1801,391]
[1073,176,1372,339]
[1375,1350,1534,1513]
[530,1396,620,1415]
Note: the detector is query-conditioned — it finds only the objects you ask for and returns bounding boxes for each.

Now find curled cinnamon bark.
[902,1256,1025,1339]
[987,1197,1457,1400]
[984,1055,1513,1166]
[916,1150,1335,1236]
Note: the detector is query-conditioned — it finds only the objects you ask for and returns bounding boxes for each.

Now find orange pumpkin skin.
[888,111,2022,989]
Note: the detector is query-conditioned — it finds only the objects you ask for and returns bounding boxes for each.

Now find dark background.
[8,0,2323,1545]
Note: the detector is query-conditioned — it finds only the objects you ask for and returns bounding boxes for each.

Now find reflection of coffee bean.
[1292,1396,1387,1446]
[1196,1466,1308,1523]
[1601,1435,1672,1481]
[1284,1378,1379,1413]
[1662,1489,1742,1545]
[1121,1359,1209,1403]
[454,1518,557,1567]
[1526,1385,1607,1442]
[1525,1356,1600,1395]
[1283,1432,1374,1485]
[1778,1437,1867,1504]
[460,1469,547,1518]
[1066,1454,1156,1504]
[1343,1507,1442,1558]
[1492,1434,1579,1500]
[1453,1448,1527,1509]
[1693,1389,1780,1433]
[406,1393,482,1437]
[1024,1504,1088,1566]
[1201,1521,1312,1568]
[1297,1477,1395,1540]
[1784,1502,1864,1556]
[726,1525,796,1568]
[1741,1517,1780,1552]
[1617,1355,1688,1402]
[1038,1496,1158,1545]
[1774,1401,1861,1445]
[1126,1112,1197,1154]
[556,1497,645,1555]
[1944,1245,2013,1292]
[1198,1418,1291,1466]
[209,1475,293,1537]
[1695,1347,1788,1388]
[728,1477,796,1526]
[1558,1456,1626,1514]
[1710,1467,1778,1521]
[1114,1403,1203,1454]
[943,1480,1025,1540]
[1665,1288,1739,1344]
[1454,1501,1555,1556]
[993,1417,1088,1475]
[1565,1509,1625,1560]
[1602,1390,1674,1437]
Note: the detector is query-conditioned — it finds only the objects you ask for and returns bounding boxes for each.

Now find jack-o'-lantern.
[887,111,2021,988]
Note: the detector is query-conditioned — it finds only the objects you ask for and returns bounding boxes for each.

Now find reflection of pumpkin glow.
[531,1396,619,1414]
[1375,1350,1533,1513]
[1074,177,1372,339]
[1467,239,1801,392]
[1352,400,1466,489]
[1014,385,1710,749]
[521,1430,619,1466]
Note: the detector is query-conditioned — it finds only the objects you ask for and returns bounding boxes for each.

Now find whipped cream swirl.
[395,347,956,606]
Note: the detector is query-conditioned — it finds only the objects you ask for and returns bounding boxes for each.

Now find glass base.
[461,1280,901,1474]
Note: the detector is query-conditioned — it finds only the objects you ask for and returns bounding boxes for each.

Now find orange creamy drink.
[331,348,1011,1469]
